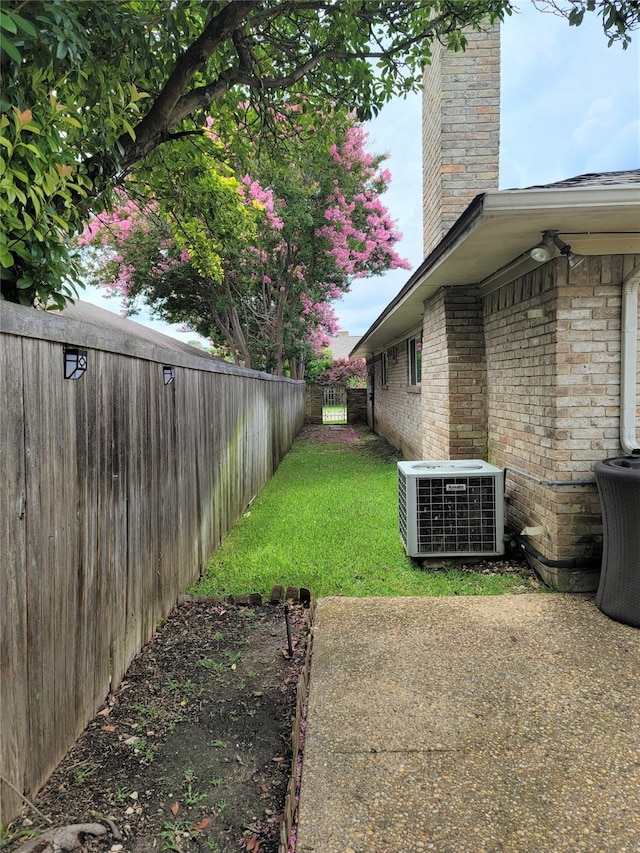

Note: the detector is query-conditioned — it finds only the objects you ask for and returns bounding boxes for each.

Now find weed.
[183,784,206,806]
[73,767,94,783]
[212,740,227,748]
[212,631,224,642]
[209,777,223,787]
[0,825,36,846]
[134,703,161,718]
[115,787,129,801]
[217,800,227,814]
[222,651,242,662]
[159,820,191,852]
[133,738,156,762]
[197,659,224,671]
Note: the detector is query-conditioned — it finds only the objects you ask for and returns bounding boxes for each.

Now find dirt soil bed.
[10,602,309,853]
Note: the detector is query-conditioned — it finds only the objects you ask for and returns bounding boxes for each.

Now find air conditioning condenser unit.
[398,460,505,558]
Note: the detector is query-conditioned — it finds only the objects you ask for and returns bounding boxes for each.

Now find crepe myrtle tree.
[78,108,410,376]
[2,0,636,308]
[314,358,368,388]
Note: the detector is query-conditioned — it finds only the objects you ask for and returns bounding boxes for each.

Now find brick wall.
[420,288,450,457]
[484,254,640,561]
[421,286,487,459]
[304,384,323,424]
[422,25,500,256]
[346,388,367,424]
[370,338,423,459]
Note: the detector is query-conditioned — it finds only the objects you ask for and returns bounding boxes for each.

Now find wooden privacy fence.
[0,302,305,824]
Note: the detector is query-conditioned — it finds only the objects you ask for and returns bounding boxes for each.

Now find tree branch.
[118,1,259,169]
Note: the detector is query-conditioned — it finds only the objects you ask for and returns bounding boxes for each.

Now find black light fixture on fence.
[163,365,175,385]
[63,347,88,380]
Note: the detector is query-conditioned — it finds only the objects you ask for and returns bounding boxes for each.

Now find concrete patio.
[296,594,640,853]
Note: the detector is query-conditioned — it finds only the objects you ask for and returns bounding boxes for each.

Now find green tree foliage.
[531,1,639,46]
[79,108,409,376]
[1,0,637,306]
[314,357,368,388]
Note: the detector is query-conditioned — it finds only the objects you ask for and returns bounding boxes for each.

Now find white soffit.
[351,183,640,359]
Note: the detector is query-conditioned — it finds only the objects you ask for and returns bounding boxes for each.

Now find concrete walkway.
[295,595,640,853]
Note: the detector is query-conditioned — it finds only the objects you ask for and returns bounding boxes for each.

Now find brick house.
[350,25,640,589]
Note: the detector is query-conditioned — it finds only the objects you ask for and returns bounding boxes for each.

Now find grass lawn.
[189,431,535,599]
[322,404,347,424]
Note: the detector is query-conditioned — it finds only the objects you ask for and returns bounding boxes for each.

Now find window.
[407,336,422,386]
[381,351,388,386]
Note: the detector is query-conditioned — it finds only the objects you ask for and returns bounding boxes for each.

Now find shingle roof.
[327,333,363,360]
[58,301,219,360]
[514,169,640,191]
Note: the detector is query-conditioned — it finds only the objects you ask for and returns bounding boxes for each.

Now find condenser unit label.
[446,483,467,492]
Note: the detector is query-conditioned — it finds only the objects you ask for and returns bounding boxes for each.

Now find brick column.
[304,385,323,424]
[421,285,487,460]
[346,388,367,424]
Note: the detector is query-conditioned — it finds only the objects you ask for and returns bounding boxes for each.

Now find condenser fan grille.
[416,475,498,553]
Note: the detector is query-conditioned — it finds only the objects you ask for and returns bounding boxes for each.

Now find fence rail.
[0,303,304,824]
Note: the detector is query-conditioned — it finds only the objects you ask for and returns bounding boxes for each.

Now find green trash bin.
[594,456,640,628]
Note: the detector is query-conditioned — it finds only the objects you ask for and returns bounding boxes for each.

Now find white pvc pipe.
[620,265,640,455]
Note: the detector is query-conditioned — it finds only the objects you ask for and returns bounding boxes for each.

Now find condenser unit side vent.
[398,460,505,558]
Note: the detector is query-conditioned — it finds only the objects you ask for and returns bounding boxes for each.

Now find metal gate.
[322,386,347,423]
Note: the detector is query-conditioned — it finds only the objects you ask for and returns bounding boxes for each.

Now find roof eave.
[350,182,640,360]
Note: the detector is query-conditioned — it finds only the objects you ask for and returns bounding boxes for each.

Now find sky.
[80,0,640,342]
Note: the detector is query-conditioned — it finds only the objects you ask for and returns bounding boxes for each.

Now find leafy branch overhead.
[78,108,409,377]
[1,0,637,306]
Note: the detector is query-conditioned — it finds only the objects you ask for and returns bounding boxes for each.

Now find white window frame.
[407,336,422,386]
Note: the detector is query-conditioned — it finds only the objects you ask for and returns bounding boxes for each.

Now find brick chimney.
[422,25,501,257]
